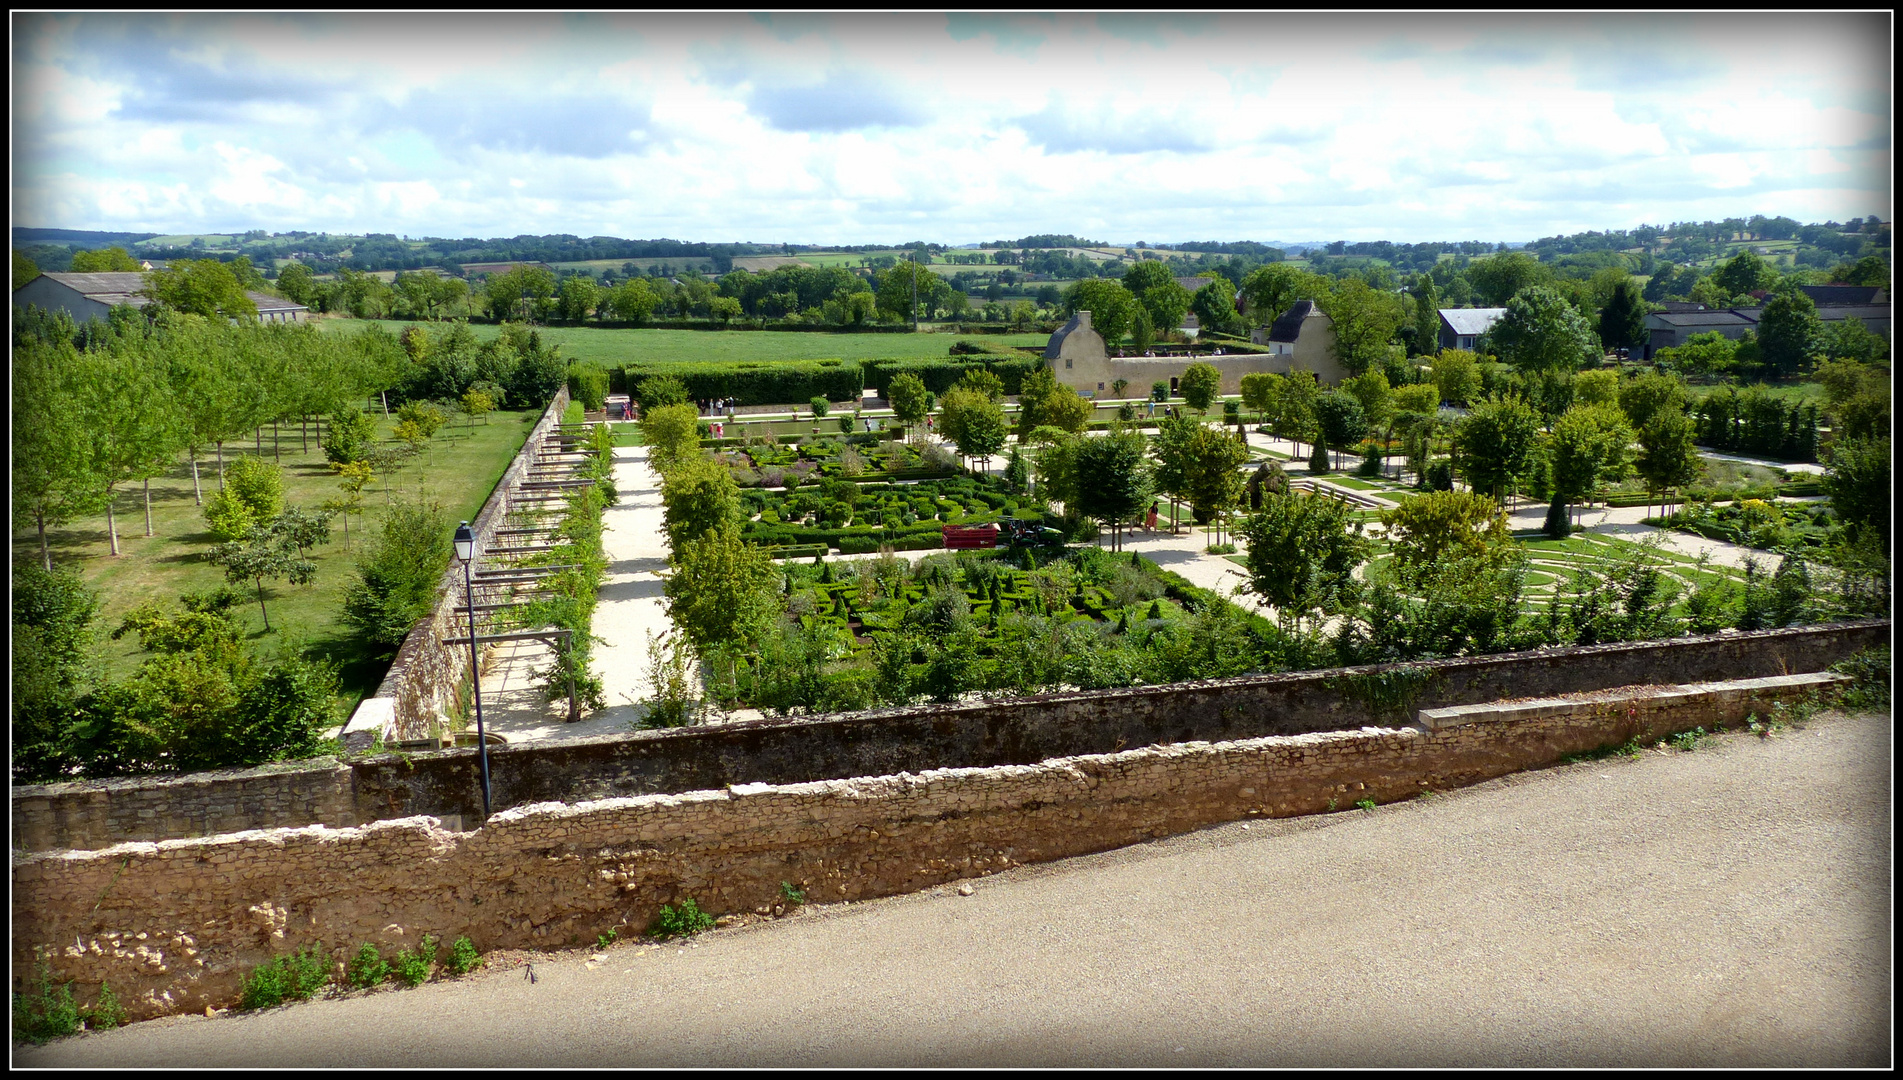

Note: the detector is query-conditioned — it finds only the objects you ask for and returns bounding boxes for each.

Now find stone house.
[1046,302,1346,398]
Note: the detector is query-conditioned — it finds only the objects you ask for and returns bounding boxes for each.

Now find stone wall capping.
[10,622,1887,854]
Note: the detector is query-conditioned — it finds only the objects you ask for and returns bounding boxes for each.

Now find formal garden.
[738,475,1050,555]
[708,546,1277,714]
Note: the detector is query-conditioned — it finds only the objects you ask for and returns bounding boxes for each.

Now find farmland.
[311,318,1050,366]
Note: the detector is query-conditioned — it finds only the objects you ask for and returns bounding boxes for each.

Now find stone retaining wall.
[8,672,1849,1022]
[12,621,1887,853]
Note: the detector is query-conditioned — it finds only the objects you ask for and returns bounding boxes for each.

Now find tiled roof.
[1267,300,1320,343]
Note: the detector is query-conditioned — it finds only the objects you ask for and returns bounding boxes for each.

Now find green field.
[20,408,541,716]
[313,318,1050,367]
[548,256,719,274]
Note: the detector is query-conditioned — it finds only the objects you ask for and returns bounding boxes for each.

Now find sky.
[10,12,1894,246]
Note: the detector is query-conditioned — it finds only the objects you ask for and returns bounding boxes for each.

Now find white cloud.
[9,13,1891,240]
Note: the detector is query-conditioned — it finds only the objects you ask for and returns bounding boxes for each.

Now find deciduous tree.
[1073,428,1151,551]
[1633,408,1701,517]
[1064,279,1139,344]
[1237,489,1371,629]
[1178,362,1222,414]
[1322,276,1407,376]
[664,521,779,654]
[142,260,259,320]
[1454,395,1542,502]
[1596,278,1649,353]
[1756,285,1823,379]
[1485,286,1600,374]
[1379,490,1512,584]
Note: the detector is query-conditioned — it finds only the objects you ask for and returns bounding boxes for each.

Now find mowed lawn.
[312,318,1049,367]
[20,409,540,716]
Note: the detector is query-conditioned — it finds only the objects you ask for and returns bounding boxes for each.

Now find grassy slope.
[23,409,539,716]
[312,318,1048,366]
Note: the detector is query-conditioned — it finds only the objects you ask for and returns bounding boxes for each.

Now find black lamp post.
[454,521,492,819]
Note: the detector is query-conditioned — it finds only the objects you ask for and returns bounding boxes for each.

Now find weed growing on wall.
[238,946,330,1011]
[1831,646,1891,711]
[11,948,80,1044]
[1329,664,1441,723]
[391,934,438,988]
[1667,726,1710,752]
[87,982,126,1031]
[445,937,484,977]
[348,943,389,989]
[650,898,716,940]
[780,881,806,906]
[1354,798,1377,810]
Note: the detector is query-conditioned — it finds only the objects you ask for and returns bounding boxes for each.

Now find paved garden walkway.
[474,433,673,742]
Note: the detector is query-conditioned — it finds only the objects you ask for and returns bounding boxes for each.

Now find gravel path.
[20,710,1888,1068]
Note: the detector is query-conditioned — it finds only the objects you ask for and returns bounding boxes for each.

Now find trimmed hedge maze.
[724,548,1279,711]
[740,474,1051,555]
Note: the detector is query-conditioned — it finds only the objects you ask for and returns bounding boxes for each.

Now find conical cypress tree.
[1543,498,1570,537]
[1309,438,1330,474]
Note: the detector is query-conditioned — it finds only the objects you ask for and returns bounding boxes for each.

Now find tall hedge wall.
[623,359,866,406]
[623,355,1048,406]
[861,356,1043,396]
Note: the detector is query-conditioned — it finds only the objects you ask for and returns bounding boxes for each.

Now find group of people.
[698,398,736,418]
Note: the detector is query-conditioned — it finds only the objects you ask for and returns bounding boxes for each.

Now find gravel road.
[16,710,1889,1068]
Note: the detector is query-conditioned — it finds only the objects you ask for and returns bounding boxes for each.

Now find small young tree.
[887,372,929,441]
[1314,391,1368,472]
[1179,362,1222,414]
[1454,395,1543,503]
[1379,491,1513,584]
[634,374,690,409]
[660,455,742,554]
[1547,404,1634,531]
[640,402,703,475]
[205,522,319,631]
[322,404,378,464]
[12,337,102,570]
[663,521,779,656]
[342,499,451,654]
[1183,420,1249,546]
[1073,428,1151,551]
[1633,409,1701,518]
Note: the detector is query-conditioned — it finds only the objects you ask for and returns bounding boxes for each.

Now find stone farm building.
[12,271,308,324]
[1047,301,1345,398]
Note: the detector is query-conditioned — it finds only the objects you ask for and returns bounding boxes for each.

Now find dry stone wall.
[12,620,1888,854]
[10,672,1848,1023]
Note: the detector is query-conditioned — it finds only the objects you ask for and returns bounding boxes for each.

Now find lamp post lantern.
[455,520,492,819]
